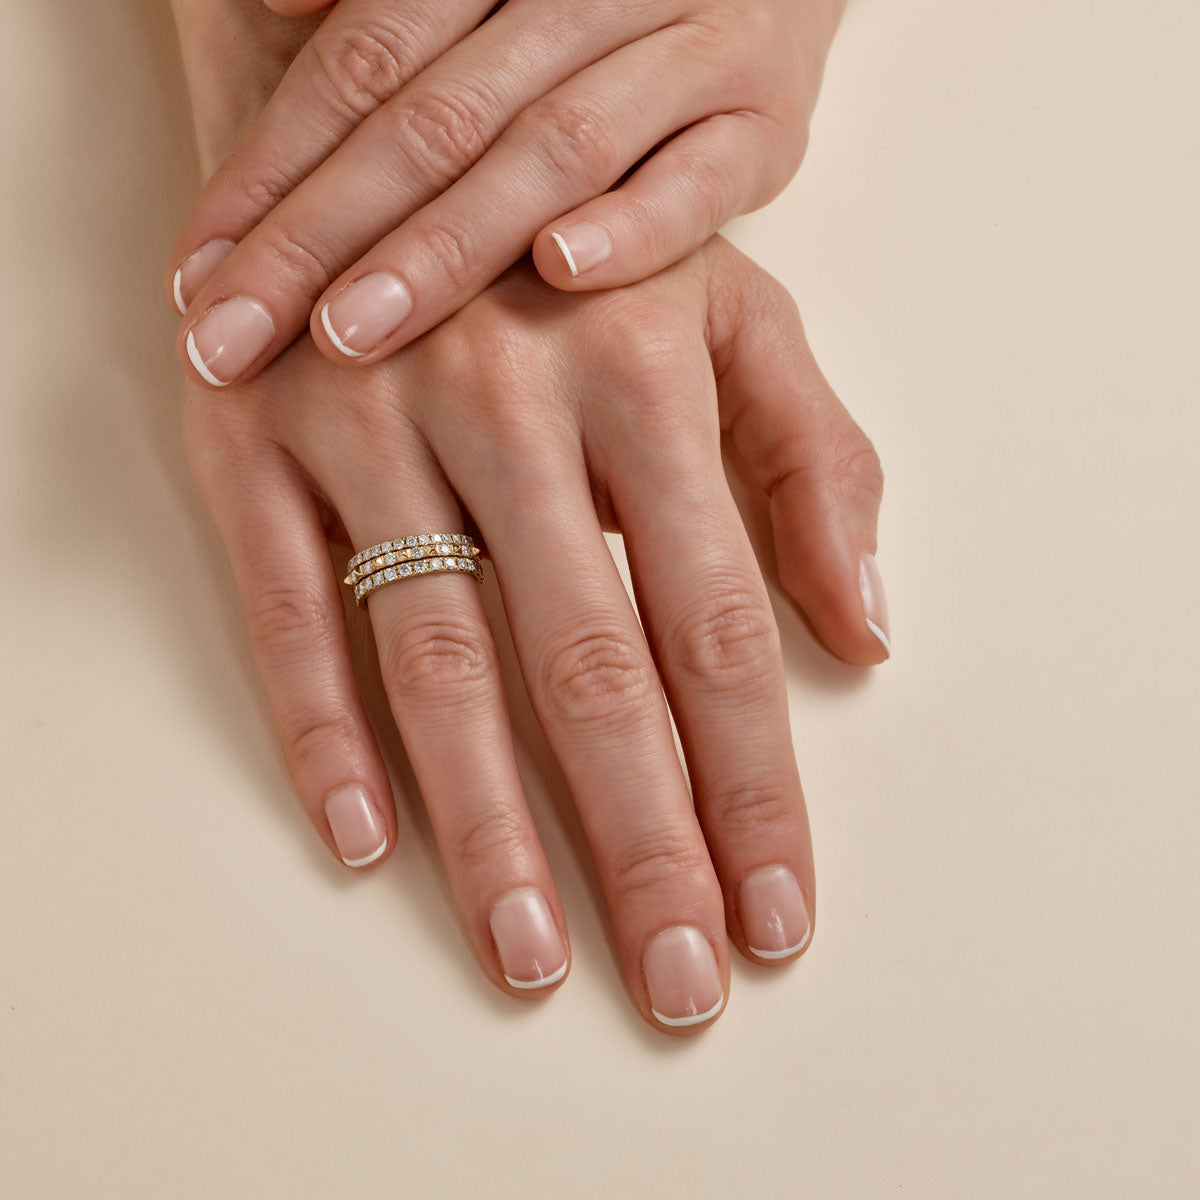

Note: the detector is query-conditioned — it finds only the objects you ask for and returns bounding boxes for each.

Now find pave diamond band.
[347,532,477,571]
[344,534,484,608]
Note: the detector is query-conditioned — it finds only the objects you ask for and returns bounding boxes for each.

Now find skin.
[171,1,886,1034]
[167,0,848,388]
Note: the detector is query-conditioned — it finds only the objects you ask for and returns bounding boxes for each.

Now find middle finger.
[443,427,730,1033]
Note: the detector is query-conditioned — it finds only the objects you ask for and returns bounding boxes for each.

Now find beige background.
[2,1,1197,1195]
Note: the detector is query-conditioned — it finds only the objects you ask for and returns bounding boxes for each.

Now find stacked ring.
[344,533,484,607]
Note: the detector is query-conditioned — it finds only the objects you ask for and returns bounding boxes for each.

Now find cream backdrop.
[2,2,1196,1196]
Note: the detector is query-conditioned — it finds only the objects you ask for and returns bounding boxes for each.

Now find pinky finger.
[194,444,397,869]
[531,111,796,290]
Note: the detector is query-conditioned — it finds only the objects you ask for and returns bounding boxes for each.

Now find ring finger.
[331,451,571,995]
[440,430,730,1033]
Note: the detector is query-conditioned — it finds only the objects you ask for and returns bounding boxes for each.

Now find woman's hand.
[182,237,888,1032]
[166,0,847,388]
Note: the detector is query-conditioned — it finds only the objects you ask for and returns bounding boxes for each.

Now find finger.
[309,28,736,365]
[330,454,570,995]
[532,111,799,290]
[600,350,816,965]
[706,242,890,664]
[438,422,728,1033]
[167,0,495,312]
[187,430,396,869]
[169,0,673,369]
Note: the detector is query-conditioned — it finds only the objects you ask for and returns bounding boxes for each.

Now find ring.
[344,533,484,607]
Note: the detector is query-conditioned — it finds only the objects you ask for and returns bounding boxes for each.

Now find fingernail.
[324,784,388,868]
[549,223,613,278]
[172,238,237,314]
[739,864,812,960]
[643,925,724,1027]
[489,887,568,990]
[320,272,412,358]
[185,296,275,387]
[859,552,891,657]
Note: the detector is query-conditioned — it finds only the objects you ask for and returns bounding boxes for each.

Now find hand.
[166,0,847,388]
[183,236,888,1032]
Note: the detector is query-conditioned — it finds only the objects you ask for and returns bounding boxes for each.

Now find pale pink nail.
[489,887,568,989]
[859,551,891,657]
[324,785,387,868]
[549,222,613,278]
[172,238,237,314]
[320,272,412,358]
[185,296,275,387]
[643,925,724,1027]
[739,864,811,960]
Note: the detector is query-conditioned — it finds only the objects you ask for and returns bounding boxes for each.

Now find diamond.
[384,567,397,582]
[438,543,451,555]
[405,536,417,547]
[417,535,428,545]
[381,541,393,552]
[430,558,442,570]
[414,562,426,573]
[399,563,412,577]
[384,552,396,566]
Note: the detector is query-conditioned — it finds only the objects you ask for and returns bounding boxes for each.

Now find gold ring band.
[344,534,484,608]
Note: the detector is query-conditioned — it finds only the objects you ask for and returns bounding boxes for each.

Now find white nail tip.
[866,618,892,656]
[748,924,813,961]
[320,303,364,358]
[186,330,229,387]
[651,995,725,1028]
[550,231,580,278]
[340,840,388,869]
[504,960,568,990]
[172,269,186,316]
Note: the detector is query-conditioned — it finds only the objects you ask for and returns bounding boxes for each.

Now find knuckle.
[537,628,656,729]
[587,302,694,394]
[446,806,529,872]
[518,96,619,192]
[713,781,796,838]
[608,826,712,902]
[313,18,414,117]
[280,712,360,773]
[394,85,493,187]
[381,614,493,703]
[668,587,780,688]
[221,154,297,215]
[256,221,337,292]
[245,581,337,651]
[417,217,479,292]
[827,425,885,507]
[676,146,734,232]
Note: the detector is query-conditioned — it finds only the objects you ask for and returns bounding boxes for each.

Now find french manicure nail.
[320,272,412,358]
[739,864,812,960]
[172,238,237,314]
[324,784,388,868]
[489,887,568,989]
[185,296,275,387]
[859,551,891,657]
[643,925,724,1027]
[549,222,613,278]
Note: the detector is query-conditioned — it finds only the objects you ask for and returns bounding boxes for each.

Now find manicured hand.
[168,0,846,387]
[181,238,889,1031]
